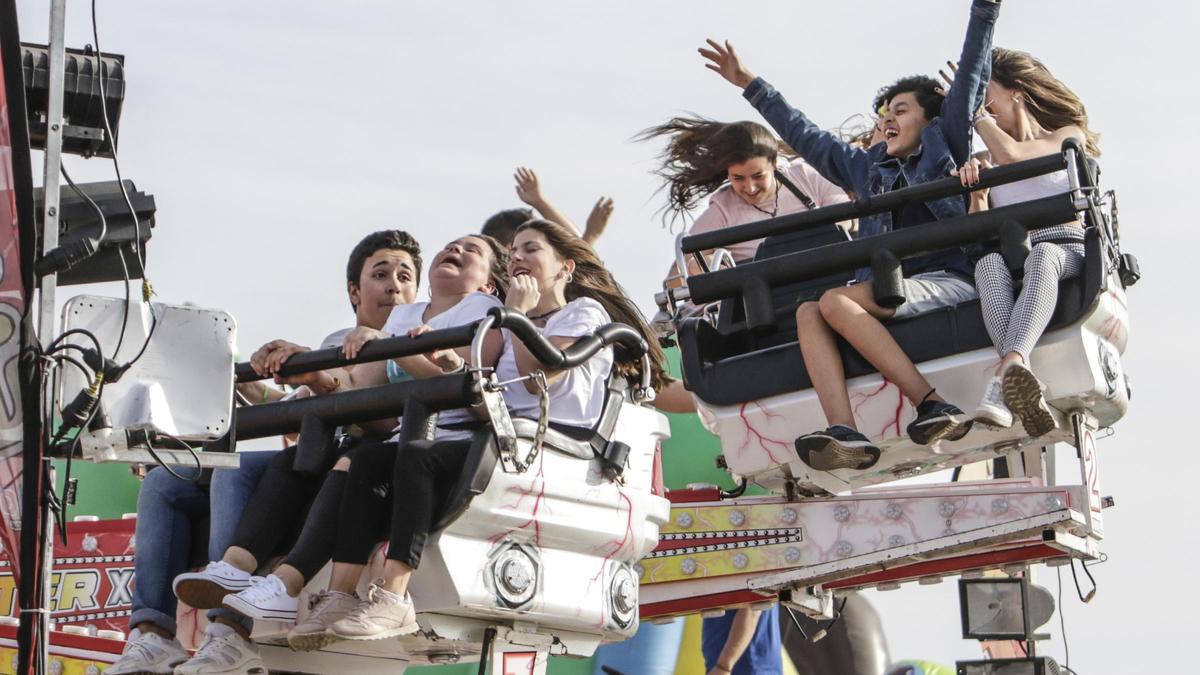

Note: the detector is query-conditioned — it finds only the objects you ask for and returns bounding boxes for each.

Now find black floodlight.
[956,657,1061,675]
[21,42,125,157]
[958,578,1054,642]
[33,179,154,285]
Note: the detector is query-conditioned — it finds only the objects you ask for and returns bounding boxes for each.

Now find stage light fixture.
[21,42,125,157]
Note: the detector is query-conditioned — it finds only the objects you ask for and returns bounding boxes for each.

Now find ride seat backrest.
[431,373,633,533]
[713,224,854,352]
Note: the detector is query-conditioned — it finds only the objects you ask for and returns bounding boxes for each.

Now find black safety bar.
[234,323,480,383]
[487,307,649,366]
[235,372,474,440]
[687,192,1078,307]
[680,149,1072,255]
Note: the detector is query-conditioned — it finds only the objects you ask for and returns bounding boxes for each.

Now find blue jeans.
[128,451,276,636]
[592,619,684,675]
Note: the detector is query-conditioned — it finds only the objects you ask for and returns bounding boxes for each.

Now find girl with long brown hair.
[957,46,1100,436]
[639,116,849,264]
[324,219,669,641]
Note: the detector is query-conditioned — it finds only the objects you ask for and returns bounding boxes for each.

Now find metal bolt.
[885,503,904,520]
[681,558,698,575]
[784,547,802,563]
[51,123,59,131]
[729,510,746,527]
[834,540,854,557]
[732,552,749,569]
[991,498,1009,515]
[676,512,694,529]
[47,207,56,217]
[833,505,851,522]
[887,534,906,547]
[779,507,798,525]
[938,501,957,518]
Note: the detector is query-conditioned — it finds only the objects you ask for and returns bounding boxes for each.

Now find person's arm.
[975,120,1083,165]
[707,608,763,675]
[663,202,730,285]
[515,167,583,235]
[699,39,868,191]
[941,0,1003,165]
[583,196,614,246]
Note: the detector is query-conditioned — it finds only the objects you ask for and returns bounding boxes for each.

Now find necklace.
[525,306,561,321]
[748,179,780,218]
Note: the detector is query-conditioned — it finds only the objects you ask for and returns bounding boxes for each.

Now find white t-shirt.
[382,292,503,439]
[494,298,614,429]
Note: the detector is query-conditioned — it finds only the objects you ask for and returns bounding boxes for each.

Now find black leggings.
[231,444,351,576]
[335,438,472,569]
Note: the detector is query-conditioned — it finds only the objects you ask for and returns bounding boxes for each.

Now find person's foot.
[105,627,189,675]
[794,425,881,471]
[222,574,299,622]
[287,590,360,652]
[1001,362,1056,437]
[974,375,1013,428]
[327,581,420,641]
[172,622,266,675]
[173,561,254,610]
[907,400,973,445]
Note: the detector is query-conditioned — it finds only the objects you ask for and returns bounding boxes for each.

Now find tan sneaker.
[287,590,360,652]
[327,582,419,641]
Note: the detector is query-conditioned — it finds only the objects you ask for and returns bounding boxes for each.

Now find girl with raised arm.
[956,47,1101,435]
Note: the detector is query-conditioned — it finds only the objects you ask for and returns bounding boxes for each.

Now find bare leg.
[222,546,257,573]
[379,559,414,596]
[653,380,697,414]
[817,284,940,405]
[273,564,305,597]
[134,621,172,639]
[795,301,855,428]
[328,562,366,594]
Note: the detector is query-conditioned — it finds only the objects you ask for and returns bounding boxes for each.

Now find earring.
[565,272,574,283]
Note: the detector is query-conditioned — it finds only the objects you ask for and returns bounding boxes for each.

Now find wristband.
[260,385,270,404]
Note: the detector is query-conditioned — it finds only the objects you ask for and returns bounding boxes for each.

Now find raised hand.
[583,196,614,244]
[506,274,541,315]
[514,167,545,207]
[407,324,465,372]
[698,39,756,89]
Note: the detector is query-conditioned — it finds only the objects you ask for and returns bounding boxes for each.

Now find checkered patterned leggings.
[975,226,1086,362]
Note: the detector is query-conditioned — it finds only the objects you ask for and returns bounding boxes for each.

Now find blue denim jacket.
[744,0,1001,280]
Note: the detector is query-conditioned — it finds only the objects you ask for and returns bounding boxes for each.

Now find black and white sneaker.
[795,426,881,471]
[907,400,973,446]
[1001,363,1056,437]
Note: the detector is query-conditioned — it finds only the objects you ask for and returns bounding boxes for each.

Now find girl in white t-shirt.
[211,234,510,649]
[325,219,670,642]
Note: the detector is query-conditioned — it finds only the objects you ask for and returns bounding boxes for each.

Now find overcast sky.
[14,0,1199,671]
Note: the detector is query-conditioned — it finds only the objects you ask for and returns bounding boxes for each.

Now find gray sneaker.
[173,623,266,675]
[327,581,419,641]
[287,589,360,652]
[105,628,188,675]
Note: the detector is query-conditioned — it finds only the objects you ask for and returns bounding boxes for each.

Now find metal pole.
[37,0,66,346]
[21,0,67,671]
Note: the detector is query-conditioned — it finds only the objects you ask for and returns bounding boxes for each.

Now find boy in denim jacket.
[700,0,1002,470]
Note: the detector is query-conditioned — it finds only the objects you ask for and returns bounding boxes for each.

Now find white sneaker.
[173,561,254,610]
[287,590,360,652]
[222,573,299,622]
[327,581,419,640]
[173,623,266,675]
[974,376,1013,428]
[105,628,189,675]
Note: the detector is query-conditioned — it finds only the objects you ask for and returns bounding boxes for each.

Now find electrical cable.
[1057,567,1070,673]
[47,327,103,356]
[90,0,146,281]
[59,163,106,243]
[144,429,203,482]
[1069,559,1097,603]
